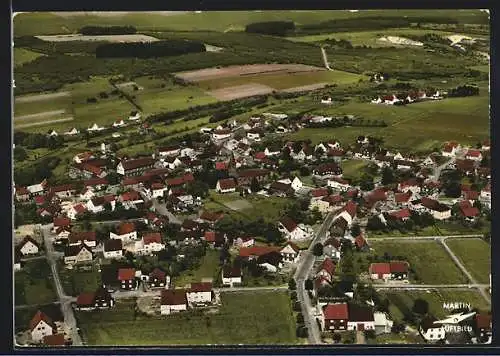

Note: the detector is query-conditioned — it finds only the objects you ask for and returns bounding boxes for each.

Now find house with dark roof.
[278,217,311,241]
[354,234,369,252]
[222,265,242,287]
[68,231,96,248]
[419,316,446,342]
[29,310,56,343]
[186,282,213,306]
[322,303,349,331]
[347,303,375,331]
[116,157,155,176]
[313,163,342,177]
[148,268,169,289]
[323,237,342,260]
[161,289,188,315]
[268,181,293,197]
[279,241,300,263]
[64,244,93,265]
[316,258,336,282]
[103,239,123,259]
[199,211,224,225]
[458,200,480,223]
[110,222,137,241]
[257,251,284,273]
[76,287,115,311]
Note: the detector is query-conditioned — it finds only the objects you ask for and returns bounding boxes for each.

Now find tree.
[367,215,385,231]
[381,166,395,185]
[13,146,28,162]
[412,298,429,315]
[250,177,261,193]
[360,175,375,191]
[350,223,361,237]
[312,242,324,256]
[304,278,314,291]
[290,291,297,300]
[265,224,283,244]
[332,333,341,343]
[296,312,304,324]
[288,278,297,291]
[299,166,310,177]
[364,330,376,340]
[186,180,209,199]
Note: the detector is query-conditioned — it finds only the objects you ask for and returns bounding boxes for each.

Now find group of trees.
[14,131,64,150]
[245,21,296,36]
[95,40,206,59]
[79,25,137,35]
[14,156,61,187]
[447,84,480,97]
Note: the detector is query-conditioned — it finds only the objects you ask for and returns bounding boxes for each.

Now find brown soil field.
[281,82,330,93]
[175,64,325,82]
[207,83,274,101]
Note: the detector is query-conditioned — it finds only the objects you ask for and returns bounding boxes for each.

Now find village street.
[151,198,182,224]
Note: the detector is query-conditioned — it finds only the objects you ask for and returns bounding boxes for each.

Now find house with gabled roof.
[103,239,123,259]
[441,142,460,157]
[118,268,137,290]
[322,303,349,331]
[116,157,156,176]
[370,261,409,281]
[110,222,137,241]
[198,211,224,225]
[222,265,242,287]
[316,258,336,282]
[76,287,115,311]
[30,310,56,343]
[68,231,96,248]
[354,234,369,252]
[149,268,169,289]
[136,232,165,255]
[86,194,116,214]
[280,241,300,263]
[216,178,237,194]
[278,217,311,241]
[323,237,342,260]
[14,186,30,203]
[327,177,351,192]
[67,203,87,220]
[161,289,188,315]
[64,244,93,265]
[186,282,213,306]
[18,236,40,256]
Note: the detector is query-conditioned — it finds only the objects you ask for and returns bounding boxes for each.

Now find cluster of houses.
[370,90,444,105]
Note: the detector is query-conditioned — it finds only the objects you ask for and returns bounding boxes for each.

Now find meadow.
[445,238,491,284]
[13,48,45,67]
[77,291,297,345]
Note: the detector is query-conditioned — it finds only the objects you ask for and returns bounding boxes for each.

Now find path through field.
[15,109,66,121]
[16,117,74,129]
[15,91,70,103]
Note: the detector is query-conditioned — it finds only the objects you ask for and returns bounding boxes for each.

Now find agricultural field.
[174,250,221,288]
[379,289,490,322]
[13,48,45,67]
[287,89,489,152]
[369,240,468,284]
[77,291,297,345]
[445,238,491,284]
[15,259,57,306]
[35,34,160,42]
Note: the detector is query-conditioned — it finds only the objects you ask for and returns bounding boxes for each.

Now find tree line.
[95,40,206,59]
[245,21,296,36]
[447,84,480,97]
[79,25,137,35]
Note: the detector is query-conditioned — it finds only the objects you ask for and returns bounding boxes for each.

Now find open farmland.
[77,292,297,345]
[208,84,274,101]
[369,240,468,284]
[13,48,45,67]
[35,34,160,42]
[379,290,490,322]
[445,238,491,284]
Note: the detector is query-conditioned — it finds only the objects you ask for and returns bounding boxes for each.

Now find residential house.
[186,282,213,306]
[257,251,283,273]
[73,152,95,164]
[161,289,188,315]
[398,179,421,194]
[316,258,336,283]
[199,211,224,226]
[459,201,480,223]
[347,304,375,331]
[222,266,242,287]
[76,287,115,310]
[313,163,342,177]
[269,181,293,197]
[419,316,446,342]
[120,190,144,210]
[323,237,342,261]
[278,217,311,241]
[67,203,87,220]
[15,186,30,203]
[64,244,93,265]
[322,303,349,331]
[354,234,369,252]
[116,157,155,176]
[50,184,77,199]
[29,310,55,343]
[136,232,165,255]
[110,222,137,241]
[370,261,409,281]
[441,142,460,157]
[84,177,109,191]
[86,194,116,214]
[389,208,411,222]
[327,177,351,192]
[68,231,96,248]
[280,241,300,263]
[18,236,40,256]
[233,237,255,248]
[64,127,79,136]
[309,198,333,214]
[103,239,123,259]
[420,197,452,220]
[211,129,232,141]
[394,192,413,207]
[148,268,169,289]
[216,178,237,194]
[236,169,270,186]
[465,149,482,162]
[156,146,181,158]
[481,140,490,151]
[118,268,137,290]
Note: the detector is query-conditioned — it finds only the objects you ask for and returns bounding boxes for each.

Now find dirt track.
[207,83,274,101]
[15,109,66,121]
[15,92,70,103]
[15,117,74,129]
[175,64,324,82]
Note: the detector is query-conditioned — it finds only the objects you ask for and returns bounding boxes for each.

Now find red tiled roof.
[151,183,165,190]
[370,263,391,275]
[121,157,155,171]
[279,217,297,233]
[204,231,216,242]
[215,161,228,170]
[395,192,412,203]
[43,334,65,346]
[389,208,411,219]
[34,196,46,205]
[460,205,480,217]
[73,204,86,214]
[284,241,300,253]
[199,211,224,222]
[323,194,343,204]
[239,246,280,257]
[117,222,136,235]
[355,234,367,249]
[118,268,135,281]
[389,261,409,273]
[466,149,481,158]
[189,282,212,293]
[143,232,162,245]
[311,188,329,198]
[463,190,479,200]
[121,190,141,202]
[318,258,336,275]
[16,186,29,195]
[81,162,103,176]
[217,178,236,190]
[323,303,349,320]
[161,289,187,305]
[254,152,266,160]
[84,177,109,187]
[51,184,75,193]
[343,201,357,218]
[149,268,166,280]
[69,231,96,244]
[76,292,96,306]
[29,310,54,331]
[53,217,71,227]
[327,148,345,157]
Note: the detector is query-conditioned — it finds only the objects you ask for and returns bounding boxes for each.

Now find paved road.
[91,218,145,226]
[40,224,83,346]
[320,47,332,70]
[356,330,366,344]
[294,209,340,345]
[440,238,491,305]
[151,198,182,224]
[431,157,455,181]
[374,283,490,290]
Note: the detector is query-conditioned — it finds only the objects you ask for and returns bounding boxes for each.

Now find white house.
[160,289,188,315]
[442,142,460,157]
[186,282,213,306]
[382,95,401,105]
[309,199,333,214]
[136,233,165,255]
[374,312,394,334]
[278,217,311,241]
[129,112,141,121]
[64,244,93,265]
[113,120,126,128]
[64,127,80,136]
[465,149,483,161]
[67,203,86,220]
[103,239,123,259]
[151,183,167,198]
[73,152,94,164]
[88,123,105,132]
[280,242,300,263]
[222,266,242,287]
[110,222,137,241]
[247,131,261,141]
[327,178,350,192]
[212,129,232,141]
[18,237,40,256]
[419,317,446,342]
[29,311,55,343]
[216,178,237,194]
[480,184,491,200]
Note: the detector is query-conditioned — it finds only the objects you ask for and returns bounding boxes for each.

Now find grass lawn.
[174,249,221,288]
[197,70,364,91]
[14,48,45,67]
[445,238,491,284]
[469,64,490,73]
[58,264,102,297]
[15,259,57,306]
[341,159,368,180]
[370,332,424,344]
[77,291,297,345]
[379,290,490,323]
[368,226,439,238]
[287,91,489,152]
[369,240,468,284]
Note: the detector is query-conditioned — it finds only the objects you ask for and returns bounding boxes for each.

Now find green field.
[287,92,489,152]
[14,10,488,36]
[196,70,364,91]
[369,241,468,284]
[341,159,368,180]
[14,48,45,67]
[174,249,221,288]
[379,290,490,323]
[446,238,491,284]
[59,265,102,297]
[77,291,297,345]
[15,259,58,306]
